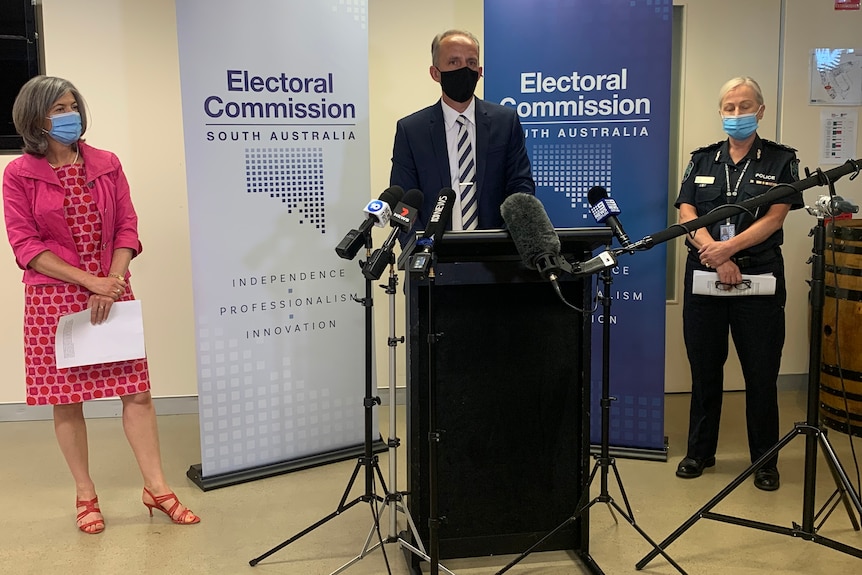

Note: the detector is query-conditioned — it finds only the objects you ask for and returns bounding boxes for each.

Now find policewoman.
[674,76,803,491]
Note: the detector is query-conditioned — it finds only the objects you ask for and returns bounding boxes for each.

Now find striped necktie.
[456,114,477,230]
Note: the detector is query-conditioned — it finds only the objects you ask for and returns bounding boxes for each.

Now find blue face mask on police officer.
[44,111,82,145]
[722,112,759,141]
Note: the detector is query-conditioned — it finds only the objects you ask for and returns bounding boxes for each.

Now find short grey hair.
[718,76,764,108]
[431,29,481,67]
[12,75,88,156]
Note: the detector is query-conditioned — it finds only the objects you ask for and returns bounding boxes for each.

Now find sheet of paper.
[692,271,776,297]
[55,300,146,369]
[820,109,858,164]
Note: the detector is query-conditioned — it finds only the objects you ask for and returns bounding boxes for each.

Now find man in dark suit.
[390,29,535,233]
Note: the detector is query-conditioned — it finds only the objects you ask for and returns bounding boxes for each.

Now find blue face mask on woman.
[45,111,82,145]
[722,112,759,141]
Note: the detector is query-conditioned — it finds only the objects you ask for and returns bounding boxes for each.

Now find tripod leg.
[602,499,619,525]
[374,458,390,496]
[250,458,368,565]
[330,489,392,575]
[370,465,392,572]
[635,425,798,570]
[492,462,606,573]
[819,431,862,529]
[570,460,602,517]
[337,459,365,508]
[495,515,578,575]
[249,495,365,566]
[250,456,391,567]
[331,521,382,575]
[609,460,636,520]
[604,499,688,575]
[396,498,429,555]
[389,487,457,575]
[593,460,687,575]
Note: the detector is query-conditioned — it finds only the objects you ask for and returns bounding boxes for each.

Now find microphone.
[407,188,456,275]
[588,186,633,250]
[389,188,423,232]
[363,188,424,280]
[335,186,404,260]
[814,194,859,216]
[500,193,573,281]
[573,250,618,276]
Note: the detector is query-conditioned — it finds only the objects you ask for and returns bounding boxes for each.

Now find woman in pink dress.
[3,76,199,533]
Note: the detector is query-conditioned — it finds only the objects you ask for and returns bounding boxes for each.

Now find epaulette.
[761,139,797,153]
[690,141,723,156]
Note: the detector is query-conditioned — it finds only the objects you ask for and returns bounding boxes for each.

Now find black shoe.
[675,456,716,478]
[754,467,780,491]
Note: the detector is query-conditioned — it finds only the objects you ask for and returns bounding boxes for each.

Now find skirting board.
[0,374,804,422]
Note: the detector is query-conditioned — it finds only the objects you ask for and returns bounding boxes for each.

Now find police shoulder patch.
[791,158,800,181]
[682,161,694,182]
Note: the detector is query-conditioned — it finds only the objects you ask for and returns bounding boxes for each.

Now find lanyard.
[724,159,751,224]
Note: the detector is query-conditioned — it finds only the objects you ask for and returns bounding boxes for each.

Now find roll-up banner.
[176,0,372,486]
[485,0,671,452]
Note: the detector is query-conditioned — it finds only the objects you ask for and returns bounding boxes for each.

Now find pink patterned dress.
[23,162,150,406]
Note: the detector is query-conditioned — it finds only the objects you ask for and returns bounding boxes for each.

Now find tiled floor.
[2,390,862,574]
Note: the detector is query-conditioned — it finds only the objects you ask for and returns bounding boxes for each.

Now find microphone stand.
[372,252,455,574]
[425,254,444,575]
[636,162,862,571]
[401,237,457,575]
[249,231,393,574]
[495,263,685,575]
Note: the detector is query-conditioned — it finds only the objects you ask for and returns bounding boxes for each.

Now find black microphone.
[335,186,404,260]
[500,193,573,281]
[588,186,633,250]
[389,188,423,232]
[363,188,424,280]
[407,188,456,275]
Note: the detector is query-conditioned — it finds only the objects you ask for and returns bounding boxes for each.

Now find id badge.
[720,223,736,241]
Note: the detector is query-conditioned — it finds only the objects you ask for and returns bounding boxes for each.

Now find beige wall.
[0,1,860,405]
[0,0,196,402]
[780,2,862,374]
[665,0,862,392]
[665,0,785,392]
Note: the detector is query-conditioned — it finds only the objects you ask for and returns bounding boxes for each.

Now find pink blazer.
[3,142,143,285]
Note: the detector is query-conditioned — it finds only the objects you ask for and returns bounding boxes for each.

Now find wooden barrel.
[821,220,862,437]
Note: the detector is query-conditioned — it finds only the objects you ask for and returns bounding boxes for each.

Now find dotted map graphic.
[244,147,327,232]
[530,142,613,218]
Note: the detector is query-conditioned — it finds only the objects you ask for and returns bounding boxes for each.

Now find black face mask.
[437,66,480,103]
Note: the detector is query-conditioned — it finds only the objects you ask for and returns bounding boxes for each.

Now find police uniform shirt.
[675,135,804,258]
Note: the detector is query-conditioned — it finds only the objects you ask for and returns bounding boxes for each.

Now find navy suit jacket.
[389,98,535,232]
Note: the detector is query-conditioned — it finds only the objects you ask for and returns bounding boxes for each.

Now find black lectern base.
[400,540,605,575]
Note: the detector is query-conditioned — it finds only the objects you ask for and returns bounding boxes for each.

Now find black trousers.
[682,257,786,468]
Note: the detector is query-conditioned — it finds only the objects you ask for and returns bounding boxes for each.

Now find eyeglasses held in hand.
[714,279,752,291]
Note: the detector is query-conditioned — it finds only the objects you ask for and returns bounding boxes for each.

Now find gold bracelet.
[108,272,125,280]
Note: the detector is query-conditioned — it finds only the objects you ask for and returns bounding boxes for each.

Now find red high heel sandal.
[76,497,105,534]
[142,487,200,524]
